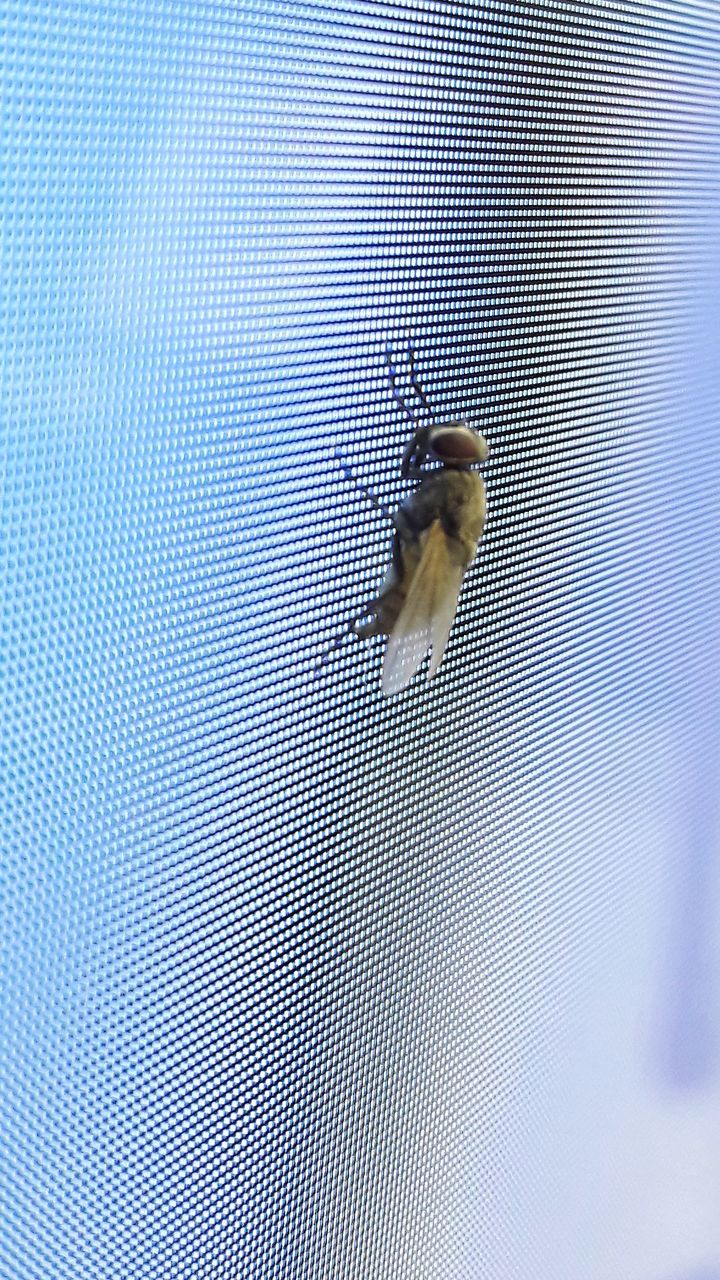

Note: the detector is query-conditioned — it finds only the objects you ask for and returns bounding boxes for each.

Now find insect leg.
[405,334,433,418]
[385,342,418,425]
[335,449,394,521]
[391,528,405,576]
[315,614,360,674]
[315,599,379,674]
[400,431,430,480]
[387,340,432,478]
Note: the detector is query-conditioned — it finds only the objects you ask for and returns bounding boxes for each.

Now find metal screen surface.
[2,2,720,1277]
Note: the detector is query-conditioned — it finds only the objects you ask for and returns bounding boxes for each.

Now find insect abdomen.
[355,586,404,639]
[356,539,423,639]
[357,471,485,643]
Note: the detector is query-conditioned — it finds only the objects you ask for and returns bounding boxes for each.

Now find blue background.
[2,2,720,1277]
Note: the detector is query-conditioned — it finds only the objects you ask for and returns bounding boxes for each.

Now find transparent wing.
[427,557,464,679]
[382,521,464,695]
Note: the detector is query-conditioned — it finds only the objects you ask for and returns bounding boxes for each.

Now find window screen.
[2,3,720,1278]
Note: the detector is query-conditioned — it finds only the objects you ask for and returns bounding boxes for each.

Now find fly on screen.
[323,340,489,695]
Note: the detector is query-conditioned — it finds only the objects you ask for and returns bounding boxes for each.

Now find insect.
[323,339,489,695]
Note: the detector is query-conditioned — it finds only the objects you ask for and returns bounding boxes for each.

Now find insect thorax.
[397,468,485,565]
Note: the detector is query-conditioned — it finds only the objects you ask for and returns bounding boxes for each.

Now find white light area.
[403,711,720,1280]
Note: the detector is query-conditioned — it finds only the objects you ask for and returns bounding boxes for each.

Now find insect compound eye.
[429,424,489,465]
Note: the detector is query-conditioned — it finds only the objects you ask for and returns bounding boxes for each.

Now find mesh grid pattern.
[2,3,720,1278]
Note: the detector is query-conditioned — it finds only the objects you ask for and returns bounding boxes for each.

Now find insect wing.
[382,521,464,695]
[427,557,465,679]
